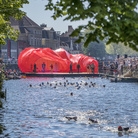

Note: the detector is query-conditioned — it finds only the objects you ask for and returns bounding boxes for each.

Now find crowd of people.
[1,55,138,78]
[102,56,138,77]
[87,63,95,73]
[3,69,21,79]
[7,57,17,64]
[0,59,21,79]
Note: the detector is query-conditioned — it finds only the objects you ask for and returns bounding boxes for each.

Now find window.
[35,38,36,46]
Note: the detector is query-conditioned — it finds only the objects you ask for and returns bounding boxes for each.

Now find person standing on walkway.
[55,63,57,72]
[77,63,80,73]
[87,64,90,73]
[110,63,114,75]
[103,62,106,74]
[50,64,53,73]
[42,62,46,72]
[69,63,73,73]
[33,63,37,72]
[118,63,121,76]
[91,63,95,74]
[121,64,123,75]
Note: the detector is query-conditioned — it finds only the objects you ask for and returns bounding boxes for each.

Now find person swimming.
[70,92,73,96]
[118,126,130,132]
[103,85,106,87]
[65,116,77,121]
[88,118,98,123]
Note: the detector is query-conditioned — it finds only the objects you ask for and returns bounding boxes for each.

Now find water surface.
[1,77,138,137]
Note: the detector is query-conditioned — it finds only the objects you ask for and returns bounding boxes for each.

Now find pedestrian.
[87,64,90,73]
[42,62,46,72]
[50,64,53,73]
[69,63,73,73]
[110,63,114,75]
[55,63,57,72]
[33,63,37,72]
[103,62,106,74]
[91,63,95,74]
[121,64,123,75]
[77,63,80,73]
[118,64,121,76]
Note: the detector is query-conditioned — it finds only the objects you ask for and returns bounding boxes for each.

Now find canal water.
[0,77,138,137]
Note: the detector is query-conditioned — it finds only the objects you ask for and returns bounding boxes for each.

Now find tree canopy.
[105,43,138,56]
[0,0,29,45]
[45,0,138,51]
[82,40,107,58]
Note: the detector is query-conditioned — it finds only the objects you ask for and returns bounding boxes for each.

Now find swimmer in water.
[88,118,98,123]
[65,116,77,121]
[70,92,73,96]
[118,126,130,132]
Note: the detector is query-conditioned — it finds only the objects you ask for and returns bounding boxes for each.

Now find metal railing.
[3,59,18,64]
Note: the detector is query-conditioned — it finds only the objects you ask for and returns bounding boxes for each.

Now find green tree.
[83,40,107,58]
[45,0,138,51]
[105,43,138,55]
[0,0,29,45]
[105,44,115,55]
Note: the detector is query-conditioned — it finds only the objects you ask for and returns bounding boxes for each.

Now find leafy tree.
[0,0,29,45]
[105,43,138,55]
[45,0,138,51]
[83,40,107,58]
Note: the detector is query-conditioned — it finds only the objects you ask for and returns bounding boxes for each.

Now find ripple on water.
[1,77,138,137]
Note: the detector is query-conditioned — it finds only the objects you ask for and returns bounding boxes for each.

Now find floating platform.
[110,77,138,83]
[22,73,138,83]
[23,72,104,78]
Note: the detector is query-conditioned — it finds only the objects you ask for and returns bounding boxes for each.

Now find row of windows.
[30,38,41,46]
[34,30,42,35]
[33,30,42,34]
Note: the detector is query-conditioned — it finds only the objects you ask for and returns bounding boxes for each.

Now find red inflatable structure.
[18,48,98,73]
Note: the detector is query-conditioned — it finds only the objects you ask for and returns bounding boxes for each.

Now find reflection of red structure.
[18,48,98,73]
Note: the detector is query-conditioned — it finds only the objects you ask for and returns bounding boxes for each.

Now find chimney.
[68,25,74,33]
[40,23,47,28]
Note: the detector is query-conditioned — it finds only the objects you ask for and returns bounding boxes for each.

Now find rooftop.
[10,16,41,28]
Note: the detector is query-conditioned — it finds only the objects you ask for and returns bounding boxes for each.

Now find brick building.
[0,17,83,63]
[0,16,42,61]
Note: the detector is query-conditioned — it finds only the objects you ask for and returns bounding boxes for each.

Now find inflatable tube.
[18,48,98,73]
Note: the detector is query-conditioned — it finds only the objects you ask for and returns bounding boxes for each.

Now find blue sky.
[22,0,138,33]
[22,0,88,33]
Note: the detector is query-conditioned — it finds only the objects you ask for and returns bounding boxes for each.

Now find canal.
[0,77,138,137]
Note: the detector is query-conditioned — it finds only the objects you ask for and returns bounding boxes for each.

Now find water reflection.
[0,80,6,135]
[0,77,138,137]
[0,113,4,135]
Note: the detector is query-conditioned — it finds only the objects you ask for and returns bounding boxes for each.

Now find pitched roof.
[10,16,40,28]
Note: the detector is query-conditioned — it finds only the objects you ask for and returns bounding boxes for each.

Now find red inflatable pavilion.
[18,48,98,73]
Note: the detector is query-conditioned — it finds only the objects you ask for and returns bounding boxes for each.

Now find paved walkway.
[24,72,104,78]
